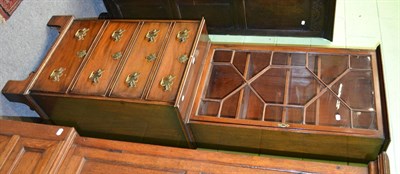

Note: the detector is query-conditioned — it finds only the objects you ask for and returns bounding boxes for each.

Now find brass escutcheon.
[75,28,89,40]
[145,29,160,42]
[178,54,189,63]
[49,67,65,82]
[160,75,175,91]
[277,123,290,128]
[125,72,140,88]
[76,50,87,58]
[112,51,122,60]
[89,69,104,84]
[145,53,157,62]
[111,29,125,42]
[177,29,189,42]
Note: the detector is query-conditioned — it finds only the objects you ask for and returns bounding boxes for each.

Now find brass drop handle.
[126,72,140,88]
[145,53,157,62]
[160,75,175,91]
[278,123,290,128]
[177,29,189,42]
[111,29,125,42]
[178,54,189,63]
[89,69,104,84]
[146,29,160,42]
[75,28,89,40]
[112,51,122,60]
[49,67,65,82]
[76,50,87,58]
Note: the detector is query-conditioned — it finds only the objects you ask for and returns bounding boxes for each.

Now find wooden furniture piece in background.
[0,120,391,173]
[2,15,210,148]
[102,0,336,40]
[189,44,390,162]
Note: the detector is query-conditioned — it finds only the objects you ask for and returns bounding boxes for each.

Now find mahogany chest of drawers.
[2,16,210,148]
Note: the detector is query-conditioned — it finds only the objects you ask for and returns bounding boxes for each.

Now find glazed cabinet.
[189,44,390,162]
[2,15,210,148]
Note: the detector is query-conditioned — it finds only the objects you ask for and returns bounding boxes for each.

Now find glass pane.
[198,101,220,116]
[308,54,348,85]
[288,68,324,105]
[350,55,372,69]
[331,71,375,110]
[251,68,287,104]
[291,53,306,66]
[285,107,303,124]
[272,52,289,65]
[265,105,283,122]
[305,103,317,125]
[307,90,351,128]
[221,91,241,118]
[213,50,232,62]
[205,65,244,99]
[353,111,377,129]
[232,51,247,76]
[243,89,264,120]
[248,52,271,78]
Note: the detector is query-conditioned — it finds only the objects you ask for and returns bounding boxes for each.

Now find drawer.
[31,20,105,93]
[110,22,173,99]
[146,21,200,102]
[71,21,139,96]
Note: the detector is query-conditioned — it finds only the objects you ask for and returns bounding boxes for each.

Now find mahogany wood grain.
[110,22,173,99]
[146,21,200,102]
[31,20,105,93]
[71,21,139,96]
[0,120,76,173]
[189,44,388,162]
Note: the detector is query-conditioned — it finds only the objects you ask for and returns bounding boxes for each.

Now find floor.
[0,0,399,172]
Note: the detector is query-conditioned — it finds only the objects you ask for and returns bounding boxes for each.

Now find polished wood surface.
[102,0,336,40]
[1,120,389,174]
[0,120,76,173]
[1,16,209,148]
[189,44,389,162]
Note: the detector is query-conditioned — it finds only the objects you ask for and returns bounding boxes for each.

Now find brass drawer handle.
[76,50,87,58]
[112,51,122,60]
[178,54,189,63]
[177,29,189,42]
[145,53,157,62]
[75,28,89,40]
[49,67,65,82]
[89,69,104,84]
[146,29,160,42]
[111,29,125,42]
[160,75,175,91]
[126,72,140,88]
[278,123,290,128]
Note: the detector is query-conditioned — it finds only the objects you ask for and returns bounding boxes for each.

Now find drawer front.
[31,20,105,93]
[146,22,200,102]
[71,21,139,96]
[110,22,172,99]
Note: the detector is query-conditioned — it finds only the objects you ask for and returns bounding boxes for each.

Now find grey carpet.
[0,0,106,116]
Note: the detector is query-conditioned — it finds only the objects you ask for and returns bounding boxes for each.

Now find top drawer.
[31,20,105,93]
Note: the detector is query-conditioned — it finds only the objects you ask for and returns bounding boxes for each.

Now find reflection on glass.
[198,101,220,116]
[205,65,244,99]
[308,54,348,85]
[221,92,240,118]
[331,71,374,110]
[199,50,377,130]
[350,55,372,69]
[353,111,377,129]
[251,68,287,104]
